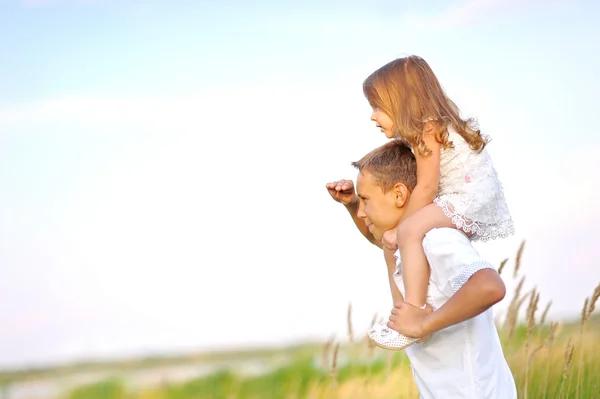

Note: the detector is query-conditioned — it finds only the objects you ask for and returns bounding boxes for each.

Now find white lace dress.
[432,127,514,241]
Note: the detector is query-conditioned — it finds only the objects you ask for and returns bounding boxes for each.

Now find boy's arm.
[388,268,505,337]
[421,268,505,335]
[326,179,382,248]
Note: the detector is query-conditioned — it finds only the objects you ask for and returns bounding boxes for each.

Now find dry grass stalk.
[526,289,540,337]
[498,258,508,275]
[370,312,378,329]
[527,343,544,364]
[546,321,558,348]
[540,321,559,399]
[322,335,336,370]
[493,243,527,340]
[362,313,378,359]
[506,294,527,341]
[330,342,340,387]
[523,289,540,399]
[503,275,526,334]
[366,335,376,359]
[559,338,574,398]
[385,351,395,379]
[513,240,526,278]
[581,297,590,326]
[539,300,552,327]
[524,341,544,399]
[509,292,531,341]
[576,285,600,398]
[347,302,354,344]
[586,283,600,318]
[576,296,590,397]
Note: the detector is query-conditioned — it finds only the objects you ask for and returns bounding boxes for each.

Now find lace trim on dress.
[434,197,515,242]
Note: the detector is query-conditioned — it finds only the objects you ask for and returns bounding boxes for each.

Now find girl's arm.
[384,247,404,304]
[399,130,441,223]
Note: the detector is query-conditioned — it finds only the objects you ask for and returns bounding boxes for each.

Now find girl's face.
[370,107,395,138]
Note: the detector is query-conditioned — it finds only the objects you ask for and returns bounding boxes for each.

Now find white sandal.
[368,323,427,351]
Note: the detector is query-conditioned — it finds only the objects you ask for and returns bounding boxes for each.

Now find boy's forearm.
[345,201,382,248]
[421,269,506,335]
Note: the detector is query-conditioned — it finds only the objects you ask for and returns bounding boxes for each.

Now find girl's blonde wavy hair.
[363,56,488,157]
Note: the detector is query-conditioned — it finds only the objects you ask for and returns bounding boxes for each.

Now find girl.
[364,55,514,350]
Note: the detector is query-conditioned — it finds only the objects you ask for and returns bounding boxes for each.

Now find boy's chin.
[372,232,383,242]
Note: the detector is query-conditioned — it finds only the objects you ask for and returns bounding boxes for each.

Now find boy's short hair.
[352,140,417,192]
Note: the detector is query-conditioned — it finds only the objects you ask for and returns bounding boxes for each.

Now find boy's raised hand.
[326,179,358,206]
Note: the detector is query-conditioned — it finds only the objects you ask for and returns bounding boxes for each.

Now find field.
[2,242,599,399]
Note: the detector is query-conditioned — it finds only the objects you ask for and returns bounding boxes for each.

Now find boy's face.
[356,171,406,241]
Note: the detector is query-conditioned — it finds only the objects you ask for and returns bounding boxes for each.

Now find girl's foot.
[368,323,427,351]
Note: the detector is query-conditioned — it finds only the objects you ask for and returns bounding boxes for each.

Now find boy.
[326,140,516,398]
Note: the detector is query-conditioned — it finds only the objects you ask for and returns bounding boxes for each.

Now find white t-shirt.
[393,228,517,399]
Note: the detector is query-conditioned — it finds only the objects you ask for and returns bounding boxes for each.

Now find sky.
[1,0,599,369]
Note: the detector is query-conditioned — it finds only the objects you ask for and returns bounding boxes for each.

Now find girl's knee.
[397,218,422,246]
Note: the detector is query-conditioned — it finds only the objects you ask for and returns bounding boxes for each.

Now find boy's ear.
[393,182,409,207]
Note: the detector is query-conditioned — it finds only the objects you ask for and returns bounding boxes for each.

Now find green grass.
[3,242,600,399]
[3,317,598,399]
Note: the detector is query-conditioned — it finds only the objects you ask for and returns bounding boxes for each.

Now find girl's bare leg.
[397,203,457,307]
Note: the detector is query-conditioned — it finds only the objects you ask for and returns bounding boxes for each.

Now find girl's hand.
[326,179,358,206]
[382,228,398,251]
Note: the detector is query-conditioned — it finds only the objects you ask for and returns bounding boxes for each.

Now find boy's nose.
[357,203,366,219]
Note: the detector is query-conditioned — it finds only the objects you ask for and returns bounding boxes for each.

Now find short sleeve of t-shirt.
[422,228,496,297]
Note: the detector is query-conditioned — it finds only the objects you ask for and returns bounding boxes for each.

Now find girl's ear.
[393,183,409,207]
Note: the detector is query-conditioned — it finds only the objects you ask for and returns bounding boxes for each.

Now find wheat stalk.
[546,321,558,348]
[362,312,378,360]
[523,289,539,399]
[513,240,526,278]
[498,258,508,275]
[576,284,600,398]
[505,285,532,341]
[322,335,335,370]
[526,289,540,337]
[541,321,559,399]
[559,338,574,399]
[539,300,552,327]
[581,297,590,326]
[347,302,354,344]
[586,283,600,318]
[385,351,394,379]
[330,342,340,387]
[503,275,526,338]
